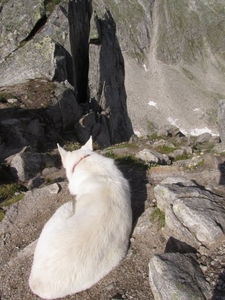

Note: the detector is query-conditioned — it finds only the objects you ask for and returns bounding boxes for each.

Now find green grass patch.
[65,141,81,152]
[148,133,164,141]
[193,142,215,153]
[104,142,129,151]
[155,145,176,154]
[104,151,116,159]
[173,153,191,161]
[2,193,24,207]
[150,207,165,228]
[0,184,27,205]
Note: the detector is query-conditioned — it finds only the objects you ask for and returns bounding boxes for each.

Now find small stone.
[48,183,60,194]
[42,167,58,176]
[27,176,44,190]
[7,98,18,104]
[200,264,208,272]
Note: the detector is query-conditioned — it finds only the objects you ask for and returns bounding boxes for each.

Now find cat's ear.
[82,136,93,151]
[57,144,67,168]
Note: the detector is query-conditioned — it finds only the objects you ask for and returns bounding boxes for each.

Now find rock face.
[0,0,46,62]
[0,0,133,150]
[88,9,133,145]
[1,0,225,145]
[0,36,68,86]
[101,0,225,137]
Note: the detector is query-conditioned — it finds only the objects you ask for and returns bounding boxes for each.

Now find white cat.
[29,136,132,299]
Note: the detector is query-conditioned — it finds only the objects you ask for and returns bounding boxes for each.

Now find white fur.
[29,137,132,299]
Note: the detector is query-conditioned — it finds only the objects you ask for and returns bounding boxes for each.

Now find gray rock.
[136,149,159,164]
[46,84,83,129]
[160,177,196,186]
[165,204,201,250]
[27,176,44,190]
[168,147,192,160]
[195,132,213,144]
[42,167,58,176]
[155,181,225,249]
[0,0,45,62]
[136,149,170,165]
[7,98,18,104]
[149,253,211,300]
[0,35,68,87]
[10,152,58,182]
[133,207,151,236]
[148,166,186,184]
[93,0,152,60]
[172,197,225,249]
[88,8,134,145]
[154,180,215,212]
[39,1,72,54]
[48,183,61,194]
[152,139,175,150]
[0,1,133,148]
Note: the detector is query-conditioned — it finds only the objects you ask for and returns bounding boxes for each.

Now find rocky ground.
[0,131,225,300]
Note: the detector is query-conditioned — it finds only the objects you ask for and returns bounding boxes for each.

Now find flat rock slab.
[149,253,211,300]
[154,180,225,249]
[172,197,225,248]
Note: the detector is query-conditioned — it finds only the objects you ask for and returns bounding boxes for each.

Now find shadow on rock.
[164,236,197,254]
[118,163,148,231]
[218,162,225,185]
[212,268,225,299]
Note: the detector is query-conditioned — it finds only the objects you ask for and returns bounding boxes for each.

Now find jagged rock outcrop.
[1,0,225,139]
[0,0,133,149]
[0,82,83,160]
[88,9,133,146]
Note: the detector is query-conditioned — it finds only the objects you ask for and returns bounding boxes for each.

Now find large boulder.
[10,152,59,182]
[154,179,225,249]
[46,84,83,129]
[0,0,45,62]
[0,35,68,87]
